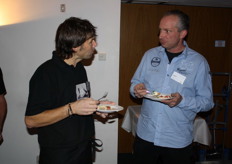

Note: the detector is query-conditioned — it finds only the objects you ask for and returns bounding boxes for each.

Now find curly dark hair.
[55,17,97,59]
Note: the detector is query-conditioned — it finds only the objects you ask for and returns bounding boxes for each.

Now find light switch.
[98,53,106,61]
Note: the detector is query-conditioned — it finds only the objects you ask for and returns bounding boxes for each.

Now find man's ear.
[180,30,188,39]
[72,47,79,52]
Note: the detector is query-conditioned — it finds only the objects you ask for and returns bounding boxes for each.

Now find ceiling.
[121,0,232,8]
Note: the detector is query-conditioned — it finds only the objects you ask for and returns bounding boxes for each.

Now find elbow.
[25,116,36,128]
[207,100,215,111]
[203,101,215,112]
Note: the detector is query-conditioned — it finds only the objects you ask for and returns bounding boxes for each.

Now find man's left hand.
[161,92,182,108]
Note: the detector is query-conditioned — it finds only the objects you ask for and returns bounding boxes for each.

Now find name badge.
[171,71,186,84]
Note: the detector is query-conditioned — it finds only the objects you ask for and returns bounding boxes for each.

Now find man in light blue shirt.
[130,10,214,164]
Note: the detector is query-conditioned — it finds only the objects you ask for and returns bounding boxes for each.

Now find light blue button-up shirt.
[130,42,214,148]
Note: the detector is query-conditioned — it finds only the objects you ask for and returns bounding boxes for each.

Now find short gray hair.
[163,10,190,32]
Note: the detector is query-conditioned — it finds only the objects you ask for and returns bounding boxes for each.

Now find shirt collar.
[52,51,82,70]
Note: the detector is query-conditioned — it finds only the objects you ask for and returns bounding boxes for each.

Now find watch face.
[76,81,90,100]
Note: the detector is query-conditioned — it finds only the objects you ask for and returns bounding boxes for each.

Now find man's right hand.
[71,98,98,115]
[134,83,147,98]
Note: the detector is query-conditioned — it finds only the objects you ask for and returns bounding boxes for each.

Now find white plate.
[144,93,172,101]
[97,104,124,113]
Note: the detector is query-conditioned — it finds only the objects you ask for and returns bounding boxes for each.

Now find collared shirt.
[130,42,214,148]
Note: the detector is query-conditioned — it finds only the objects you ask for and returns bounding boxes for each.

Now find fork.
[97,92,108,101]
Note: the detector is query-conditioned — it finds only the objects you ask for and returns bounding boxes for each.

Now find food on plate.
[149,91,172,99]
[97,104,124,113]
[97,105,113,110]
[151,91,161,96]
[158,94,172,99]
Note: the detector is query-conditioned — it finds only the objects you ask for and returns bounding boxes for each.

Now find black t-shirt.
[165,49,183,63]
[25,52,94,147]
[0,68,6,95]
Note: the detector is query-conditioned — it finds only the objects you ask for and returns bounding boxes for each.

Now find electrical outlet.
[215,40,225,47]
[60,4,65,12]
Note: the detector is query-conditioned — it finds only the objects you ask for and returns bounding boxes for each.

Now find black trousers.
[39,140,92,164]
[132,135,195,164]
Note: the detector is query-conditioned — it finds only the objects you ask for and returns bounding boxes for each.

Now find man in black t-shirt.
[25,17,109,164]
[0,68,7,145]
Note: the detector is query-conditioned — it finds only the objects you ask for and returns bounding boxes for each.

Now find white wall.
[0,0,121,164]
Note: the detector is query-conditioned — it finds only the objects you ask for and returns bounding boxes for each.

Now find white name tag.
[171,71,186,84]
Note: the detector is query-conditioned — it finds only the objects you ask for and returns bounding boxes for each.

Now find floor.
[117,153,232,164]
[196,161,232,164]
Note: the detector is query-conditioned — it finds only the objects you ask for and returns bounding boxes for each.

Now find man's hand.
[134,83,147,98]
[71,98,98,115]
[161,92,182,107]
